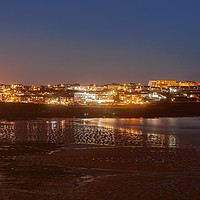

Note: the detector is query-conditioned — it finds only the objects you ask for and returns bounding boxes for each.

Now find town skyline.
[1,80,199,106]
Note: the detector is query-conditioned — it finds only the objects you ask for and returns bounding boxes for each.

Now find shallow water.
[0,117,199,148]
[83,117,200,148]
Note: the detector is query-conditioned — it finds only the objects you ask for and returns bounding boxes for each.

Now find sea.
[0,117,200,148]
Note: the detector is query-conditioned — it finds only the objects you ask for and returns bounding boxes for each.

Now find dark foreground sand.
[27,146,200,172]
[3,146,197,200]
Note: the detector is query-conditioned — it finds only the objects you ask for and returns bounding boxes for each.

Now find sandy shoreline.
[22,146,200,172]
[0,145,199,200]
[12,145,200,200]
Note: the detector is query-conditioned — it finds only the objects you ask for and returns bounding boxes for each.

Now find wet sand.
[25,146,200,172]
[0,174,8,200]
[7,146,198,200]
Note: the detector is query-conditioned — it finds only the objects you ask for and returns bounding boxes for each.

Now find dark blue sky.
[0,0,200,85]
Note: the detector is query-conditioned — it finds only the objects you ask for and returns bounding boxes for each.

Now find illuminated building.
[74,92,114,105]
[148,92,167,101]
[119,93,145,104]
[148,80,198,88]
[148,80,178,88]
[178,81,198,87]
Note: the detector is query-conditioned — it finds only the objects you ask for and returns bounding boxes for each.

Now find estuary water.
[0,117,200,148]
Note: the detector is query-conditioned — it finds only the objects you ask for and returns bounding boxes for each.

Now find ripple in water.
[0,118,199,148]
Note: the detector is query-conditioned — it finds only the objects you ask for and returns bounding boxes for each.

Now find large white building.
[74,92,114,105]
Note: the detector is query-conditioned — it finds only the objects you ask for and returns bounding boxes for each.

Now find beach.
[0,118,200,199]
[4,145,200,200]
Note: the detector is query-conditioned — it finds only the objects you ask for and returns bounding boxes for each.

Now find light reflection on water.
[0,118,199,148]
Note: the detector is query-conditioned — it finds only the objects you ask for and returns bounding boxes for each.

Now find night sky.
[0,0,200,85]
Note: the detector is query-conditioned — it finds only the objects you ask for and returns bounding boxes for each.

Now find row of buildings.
[0,80,200,106]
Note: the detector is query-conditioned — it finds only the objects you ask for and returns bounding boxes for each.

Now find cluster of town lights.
[0,80,199,106]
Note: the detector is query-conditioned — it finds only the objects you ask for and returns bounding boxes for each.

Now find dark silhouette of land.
[0,102,200,120]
